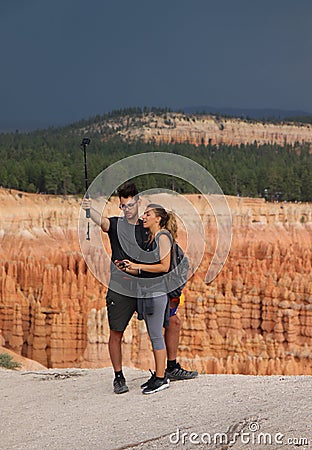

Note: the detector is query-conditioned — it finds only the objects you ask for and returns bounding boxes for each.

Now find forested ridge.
[0,109,311,201]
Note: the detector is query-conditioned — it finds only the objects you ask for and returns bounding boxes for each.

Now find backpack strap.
[154,230,174,265]
[155,229,173,241]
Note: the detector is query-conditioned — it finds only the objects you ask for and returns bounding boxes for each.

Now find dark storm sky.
[1,0,311,131]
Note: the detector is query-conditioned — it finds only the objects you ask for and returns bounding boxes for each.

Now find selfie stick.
[81,137,91,240]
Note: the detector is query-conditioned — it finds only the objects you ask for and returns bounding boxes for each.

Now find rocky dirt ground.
[0,367,311,450]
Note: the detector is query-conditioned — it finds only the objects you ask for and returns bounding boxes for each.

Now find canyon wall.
[91,113,312,146]
[0,188,312,374]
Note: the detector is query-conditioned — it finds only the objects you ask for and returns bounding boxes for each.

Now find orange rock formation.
[0,188,311,374]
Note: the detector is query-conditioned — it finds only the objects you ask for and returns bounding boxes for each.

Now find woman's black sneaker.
[165,362,198,381]
[113,376,129,394]
[142,376,169,394]
[140,370,156,389]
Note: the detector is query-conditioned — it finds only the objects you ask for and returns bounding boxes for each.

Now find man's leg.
[164,314,180,361]
[164,307,198,381]
[108,330,123,372]
[109,329,129,394]
[106,290,137,394]
[109,329,130,394]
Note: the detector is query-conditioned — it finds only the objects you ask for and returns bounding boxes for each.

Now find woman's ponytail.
[165,211,177,241]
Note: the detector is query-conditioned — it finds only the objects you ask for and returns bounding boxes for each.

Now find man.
[82,182,197,394]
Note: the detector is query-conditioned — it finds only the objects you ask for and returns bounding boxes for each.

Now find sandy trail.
[0,367,311,449]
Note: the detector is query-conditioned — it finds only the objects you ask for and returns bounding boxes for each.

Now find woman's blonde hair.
[146,203,177,241]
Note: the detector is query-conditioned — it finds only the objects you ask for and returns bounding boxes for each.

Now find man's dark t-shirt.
[107,217,148,296]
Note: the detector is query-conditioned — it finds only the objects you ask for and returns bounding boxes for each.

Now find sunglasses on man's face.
[119,201,137,210]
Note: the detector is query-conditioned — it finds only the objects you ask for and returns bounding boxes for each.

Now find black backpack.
[167,242,189,299]
[155,231,189,299]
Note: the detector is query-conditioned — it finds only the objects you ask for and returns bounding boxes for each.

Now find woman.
[121,203,177,394]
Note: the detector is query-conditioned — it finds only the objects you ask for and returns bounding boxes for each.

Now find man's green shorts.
[106,288,137,332]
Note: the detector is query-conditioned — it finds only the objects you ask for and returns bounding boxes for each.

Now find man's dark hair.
[117,182,139,199]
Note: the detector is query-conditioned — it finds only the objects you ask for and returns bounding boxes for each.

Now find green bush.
[0,353,22,370]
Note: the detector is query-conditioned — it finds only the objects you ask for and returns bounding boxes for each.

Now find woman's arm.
[123,234,171,273]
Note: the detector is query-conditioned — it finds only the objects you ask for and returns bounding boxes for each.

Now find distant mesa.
[2,105,312,136]
[77,109,312,147]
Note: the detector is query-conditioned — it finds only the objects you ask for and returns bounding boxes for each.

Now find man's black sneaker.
[140,370,156,389]
[113,376,129,394]
[142,376,169,395]
[165,363,198,381]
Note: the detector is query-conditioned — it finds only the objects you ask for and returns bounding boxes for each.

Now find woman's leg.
[153,348,167,378]
[144,292,168,377]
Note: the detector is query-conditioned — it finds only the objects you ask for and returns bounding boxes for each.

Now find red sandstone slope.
[0,188,312,374]
[0,344,46,371]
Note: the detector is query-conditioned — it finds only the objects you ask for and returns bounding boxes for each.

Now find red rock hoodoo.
[0,188,311,374]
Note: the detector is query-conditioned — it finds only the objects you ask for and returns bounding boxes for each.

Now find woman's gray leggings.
[143,292,168,351]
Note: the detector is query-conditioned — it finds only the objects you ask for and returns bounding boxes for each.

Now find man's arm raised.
[81,198,110,233]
